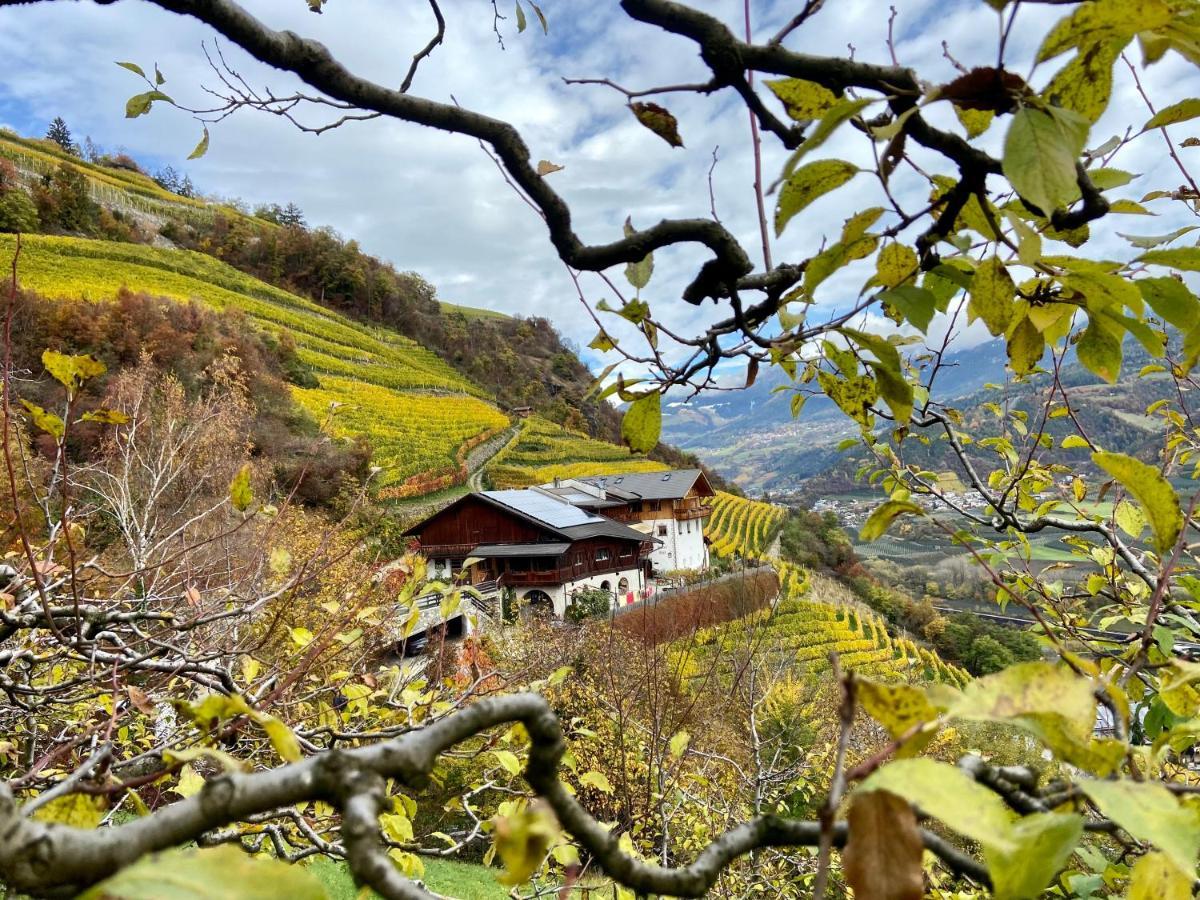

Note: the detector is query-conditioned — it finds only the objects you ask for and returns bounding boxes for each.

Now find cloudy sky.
[0,0,1196,377]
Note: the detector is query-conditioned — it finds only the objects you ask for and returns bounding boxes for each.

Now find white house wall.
[646,515,708,572]
[519,566,645,618]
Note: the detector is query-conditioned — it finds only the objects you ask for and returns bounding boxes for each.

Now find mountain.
[661,339,1011,493]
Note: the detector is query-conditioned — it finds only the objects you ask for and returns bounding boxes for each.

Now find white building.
[537,469,714,574]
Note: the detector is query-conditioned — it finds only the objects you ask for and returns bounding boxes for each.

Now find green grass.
[439,301,510,321]
[307,856,509,900]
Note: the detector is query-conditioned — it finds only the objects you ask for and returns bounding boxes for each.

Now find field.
[687,571,970,687]
[706,491,787,559]
[1,235,508,487]
[484,416,666,488]
[0,129,255,225]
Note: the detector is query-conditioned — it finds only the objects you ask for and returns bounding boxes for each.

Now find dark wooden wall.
[414,496,549,548]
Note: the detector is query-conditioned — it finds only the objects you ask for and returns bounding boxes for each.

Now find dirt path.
[467,425,519,491]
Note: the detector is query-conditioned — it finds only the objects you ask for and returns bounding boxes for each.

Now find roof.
[472,542,571,557]
[405,489,654,546]
[575,469,711,501]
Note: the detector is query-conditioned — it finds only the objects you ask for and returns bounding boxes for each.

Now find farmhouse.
[403,490,656,618]
[538,469,714,573]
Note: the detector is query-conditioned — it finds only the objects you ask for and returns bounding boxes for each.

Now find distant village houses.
[402,469,714,619]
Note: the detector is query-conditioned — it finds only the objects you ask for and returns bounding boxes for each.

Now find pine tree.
[45,117,77,155]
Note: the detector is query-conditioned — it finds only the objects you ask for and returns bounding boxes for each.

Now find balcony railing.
[499,568,571,586]
[675,506,710,521]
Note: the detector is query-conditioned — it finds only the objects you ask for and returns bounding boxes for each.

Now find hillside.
[0,128,702,502]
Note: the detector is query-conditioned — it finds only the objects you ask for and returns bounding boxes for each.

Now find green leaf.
[1093,451,1183,554]
[19,400,65,440]
[1076,315,1123,383]
[188,127,210,161]
[780,97,872,174]
[1003,105,1089,215]
[580,770,613,793]
[529,2,548,34]
[43,349,105,395]
[668,730,690,758]
[493,804,558,887]
[622,217,653,290]
[1138,247,1200,271]
[1008,316,1045,376]
[588,331,615,352]
[78,845,329,899]
[969,257,1015,337]
[860,499,924,541]
[948,661,1096,737]
[81,407,130,426]
[1114,499,1147,539]
[621,393,661,454]
[774,159,858,236]
[629,102,683,148]
[1120,226,1199,250]
[876,243,918,290]
[514,0,527,31]
[493,749,522,775]
[861,760,1082,900]
[32,793,106,828]
[879,286,935,333]
[1139,277,1200,329]
[1144,98,1200,131]
[1081,779,1200,877]
[115,61,146,78]
[258,715,302,763]
[229,464,253,512]
[1043,40,1122,123]
[125,90,173,119]
[986,813,1084,900]
[955,106,994,139]
[765,77,838,120]
[1127,851,1194,900]
[154,64,166,86]
[1036,0,1170,62]
[855,679,940,757]
[860,759,1015,848]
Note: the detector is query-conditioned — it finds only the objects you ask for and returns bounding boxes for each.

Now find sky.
[0,0,1197,380]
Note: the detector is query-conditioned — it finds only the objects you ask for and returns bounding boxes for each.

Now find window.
[575,552,584,567]
[595,548,611,562]
[619,546,632,559]
[657,525,668,537]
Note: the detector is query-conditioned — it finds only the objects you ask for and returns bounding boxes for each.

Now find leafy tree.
[4,1,1200,899]
[565,586,611,622]
[44,115,77,154]
[33,162,98,233]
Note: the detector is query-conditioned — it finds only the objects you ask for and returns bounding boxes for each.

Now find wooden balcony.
[675,505,710,521]
[499,568,571,586]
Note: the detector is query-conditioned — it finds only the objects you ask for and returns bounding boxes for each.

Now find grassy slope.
[1,234,508,486]
[484,415,665,488]
[0,129,655,496]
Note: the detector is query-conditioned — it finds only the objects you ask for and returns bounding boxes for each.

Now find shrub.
[566,587,611,622]
[0,188,38,233]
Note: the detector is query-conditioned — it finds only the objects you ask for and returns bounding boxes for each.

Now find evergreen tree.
[44,117,77,155]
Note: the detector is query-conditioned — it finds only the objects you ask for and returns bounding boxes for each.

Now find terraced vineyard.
[690,585,970,687]
[0,130,253,225]
[484,416,666,488]
[1,235,506,486]
[707,491,787,559]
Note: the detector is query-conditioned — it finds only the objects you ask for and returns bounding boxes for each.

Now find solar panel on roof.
[484,490,602,528]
